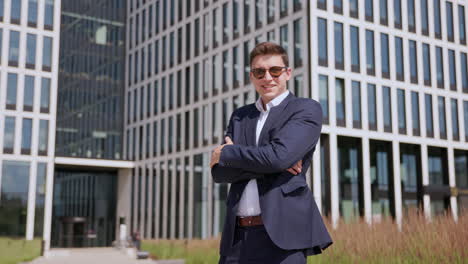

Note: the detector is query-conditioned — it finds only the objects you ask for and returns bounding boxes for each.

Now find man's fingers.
[286,168,298,175]
[225,136,233,144]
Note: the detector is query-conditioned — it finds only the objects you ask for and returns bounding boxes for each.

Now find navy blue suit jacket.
[212,93,332,256]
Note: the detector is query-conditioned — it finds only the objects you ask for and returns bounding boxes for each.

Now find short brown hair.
[249,42,289,67]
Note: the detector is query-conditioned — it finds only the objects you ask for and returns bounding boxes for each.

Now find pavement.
[26,248,157,264]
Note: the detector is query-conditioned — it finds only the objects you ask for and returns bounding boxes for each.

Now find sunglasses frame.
[250,66,289,79]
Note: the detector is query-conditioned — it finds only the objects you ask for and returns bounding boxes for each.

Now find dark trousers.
[219,225,306,264]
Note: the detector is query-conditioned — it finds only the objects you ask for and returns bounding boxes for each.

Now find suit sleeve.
[211,109,264,183]
[217,101,322,174]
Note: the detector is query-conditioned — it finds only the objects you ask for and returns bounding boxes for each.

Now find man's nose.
[264,70,273,80]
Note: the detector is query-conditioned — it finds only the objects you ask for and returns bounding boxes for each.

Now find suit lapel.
[258,93,295,145]
[244,106,260,146]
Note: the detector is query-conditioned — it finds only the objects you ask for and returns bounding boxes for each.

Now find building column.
[392,141,403,229]
[362,137,372,224]
[330,133,339,228]
[43,162,55,252]
[26,162,37,240]
[116,168,132,241]
[312,138,322,213]
[447,147,458,221]
[421,144,431,220]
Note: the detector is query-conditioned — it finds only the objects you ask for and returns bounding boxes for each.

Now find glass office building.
[0,0,60,250]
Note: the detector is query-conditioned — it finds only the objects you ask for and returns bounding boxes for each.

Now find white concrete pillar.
[312,138,322,213]
[26,162,37,240]
[421,144,431,220]
[43,161,55,251]
[447,147,458,222]
[362,137,372,225]
[330,133,339,228]
[392,141,403,230]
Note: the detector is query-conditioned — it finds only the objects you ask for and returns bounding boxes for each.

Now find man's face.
[250,54,291,105]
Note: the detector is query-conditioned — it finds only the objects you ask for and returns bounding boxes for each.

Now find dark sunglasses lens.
[252,69,266,78]
[269,67,284,77]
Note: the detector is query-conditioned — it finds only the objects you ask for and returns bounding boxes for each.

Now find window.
[222,50,229,91]
[381,33,390,78]
[10,0,21,24]
[170,31,175,67]
[366,30,375,75]
[436,47,444,88]
[352,81,361,128]
[350,26,360,73]
[394,0,402,29]
[336,78,345,127]
[267,0,275,23]
[293,0,302,11]
[449,50,457,91]
[40,78,50,113]
[162,36,166,71]
[255,0,263,29]
[438,96,447,139]
[459,5,466,45]
[168,116,174,153]
[407,0,416,32]
[223,3,229,43]
[213,54,220,95]
[153,122,158,156]
[44,0,54,30]
[318,18,328,67]
[421,0,429,35]
[244,0,251,34]
[280,0,288,17]
[0,0,3,21]
[232,1,239,39]
[425,94,434,137]
[203,13,210,51]
[434,0,441,39]
[148,43,152,77]
[383,86,392,132]
[294,18,303,68]
[21,118,32,154]
[368,84,377,130]
[411,92,420,136]
[194,63,200,101]
[280,24,288,52]
[347,0,357,18]
[334,22,344,70]
[365,0,373,21]
[464,101,468,141]
[462,53,468,93]
[8,31,20,67]
[233,46,240,88]
[334,0,343,14]
[395,37,404,81]
[161,78,166,113]
[244,40,252,84]
[6,73,18,110]
[380,0,388,25]
[177,28,182,64]
[294,75,303,97]
[28,0,38,27]
[213,8,220,48]
[451,99,459,141]
[136,13,140,45]
[446,2,454,42]
[397,89,406,134]
[26,34,37,69]
[319,75,329,124]
[423,44,431,86]
[34,162,47,237]
[409,40,418,84]
[42,37,52,71]
[0,161,30,236]
[318,0,327,10]
[142,9,146,42]
[23,75,34,111]
[212,102,219,143]
[149,4,153,37]
[195,18,200,56]
[185,67,191,105]
[3,117,15,153]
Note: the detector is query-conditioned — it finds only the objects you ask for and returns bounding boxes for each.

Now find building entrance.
[51,169,117,247]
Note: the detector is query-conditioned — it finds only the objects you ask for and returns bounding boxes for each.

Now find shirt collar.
[255,90,290,112]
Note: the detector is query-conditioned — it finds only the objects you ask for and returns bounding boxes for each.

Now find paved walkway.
[27,248,156,264]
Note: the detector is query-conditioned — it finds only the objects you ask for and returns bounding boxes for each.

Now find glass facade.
[55,0,126,159]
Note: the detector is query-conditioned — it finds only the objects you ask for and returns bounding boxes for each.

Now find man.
[210,42,332,264]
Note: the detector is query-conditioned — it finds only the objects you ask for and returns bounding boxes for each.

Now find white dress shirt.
[237,90,290,217]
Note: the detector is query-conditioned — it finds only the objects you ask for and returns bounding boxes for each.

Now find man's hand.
[210,137,234,168]
[286,160,302,175]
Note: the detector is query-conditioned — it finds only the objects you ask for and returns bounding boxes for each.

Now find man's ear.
[285,68,292,80]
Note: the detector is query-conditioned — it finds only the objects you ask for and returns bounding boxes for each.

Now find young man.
[210,42,332,263]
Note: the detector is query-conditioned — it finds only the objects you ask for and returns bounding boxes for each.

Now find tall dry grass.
[143,212,468,264]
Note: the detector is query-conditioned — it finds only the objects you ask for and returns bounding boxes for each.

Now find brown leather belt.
[237,215,263,227]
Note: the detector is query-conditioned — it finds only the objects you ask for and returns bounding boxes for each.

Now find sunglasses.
[251,66,288,79]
